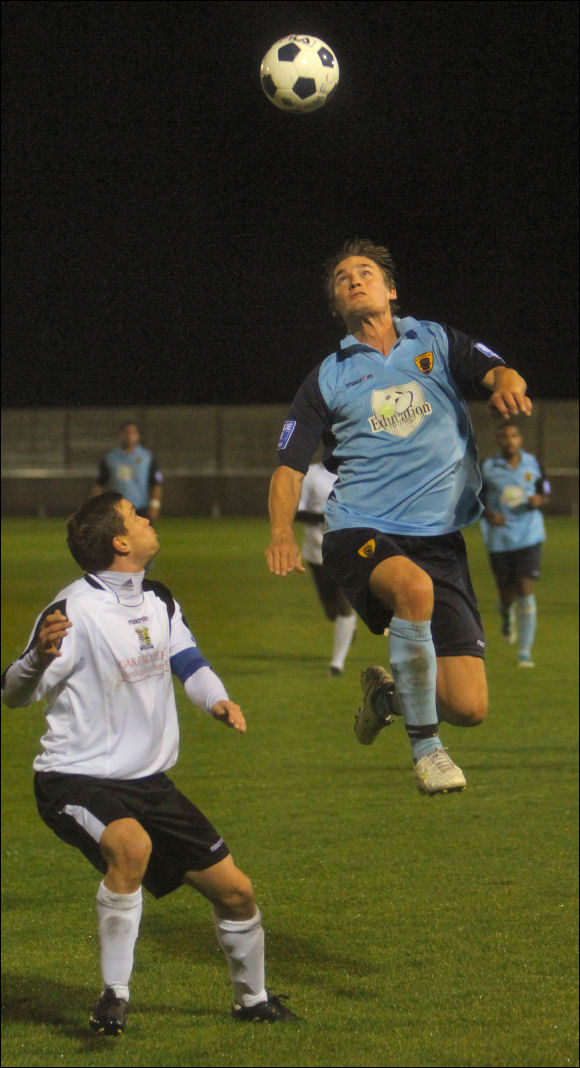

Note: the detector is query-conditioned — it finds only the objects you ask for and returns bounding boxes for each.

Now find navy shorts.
[34,770,230,898]
[322,527,485,658]
[308,563,354,620]
[489,542,542,587]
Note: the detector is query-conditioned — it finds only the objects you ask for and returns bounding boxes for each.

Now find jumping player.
[2,493,298,1033]
[266,238,532,795]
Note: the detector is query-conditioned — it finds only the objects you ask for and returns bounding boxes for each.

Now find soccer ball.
[260,35,339,113]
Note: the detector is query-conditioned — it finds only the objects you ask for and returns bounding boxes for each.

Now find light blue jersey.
[278,316,505,537]
[480,450,548,551]
[96,445,162,511]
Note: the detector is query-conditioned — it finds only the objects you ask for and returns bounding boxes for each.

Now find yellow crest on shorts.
[358,538,376,558]
[414,351,434,374]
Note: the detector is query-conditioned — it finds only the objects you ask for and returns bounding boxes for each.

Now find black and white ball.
[260,35,339,113]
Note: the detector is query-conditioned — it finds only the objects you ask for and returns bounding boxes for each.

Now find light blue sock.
[517,594,537,657]
[388,617,441,761]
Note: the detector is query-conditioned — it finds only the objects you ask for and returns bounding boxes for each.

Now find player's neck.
[108,553,156,574]
[503,451,521,468]
[351,313,398,357]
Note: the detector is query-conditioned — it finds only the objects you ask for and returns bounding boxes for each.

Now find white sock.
[213,909,266,1007]
[330,614,356,669]
[517,593,537,657]
[96,881,142,1000]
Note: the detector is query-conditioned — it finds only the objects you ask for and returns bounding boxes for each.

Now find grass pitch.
[1,516,578,1068]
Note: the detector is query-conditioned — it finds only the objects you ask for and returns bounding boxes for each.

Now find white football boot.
[413,748,467,795]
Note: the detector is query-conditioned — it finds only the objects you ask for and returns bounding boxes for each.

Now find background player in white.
[266,239,532,796]
[297,462,357,676]
[2,492,297,1032]
[480,421,550,667]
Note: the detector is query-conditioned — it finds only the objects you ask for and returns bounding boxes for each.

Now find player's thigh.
[99,817,152,872]
[369,554,434,619]
[436,656,488,726]
[183,855,256,919]
[34,770,150,878]
[513,544,542,596]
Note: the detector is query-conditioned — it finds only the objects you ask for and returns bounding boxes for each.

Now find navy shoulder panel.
[337,342,371,361]
[143,579,176,624]
[23,598,68,656]
[84,574,105,590]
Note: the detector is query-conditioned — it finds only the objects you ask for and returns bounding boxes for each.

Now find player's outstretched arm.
[481,366,532,418]
[266,465,306,577]
[211,700,247,733]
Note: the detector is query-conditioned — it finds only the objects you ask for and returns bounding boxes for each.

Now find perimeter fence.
[2,401,578,517]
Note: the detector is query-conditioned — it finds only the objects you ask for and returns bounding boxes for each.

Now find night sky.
[2,0,578,407]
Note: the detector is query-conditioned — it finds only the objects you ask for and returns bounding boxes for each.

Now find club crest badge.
[368,382,432,438]
[135,625,154,651]
[414,351,434,374]
[358,538,376,558]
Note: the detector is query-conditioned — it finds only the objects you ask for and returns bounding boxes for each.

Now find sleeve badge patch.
[277,420,297,450]
[474,341,505,362]
[414,352,434,374]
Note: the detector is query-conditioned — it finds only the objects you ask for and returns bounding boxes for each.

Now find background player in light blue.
[266,238,533,796]
[94,421,163,521]
[481,421,550,667]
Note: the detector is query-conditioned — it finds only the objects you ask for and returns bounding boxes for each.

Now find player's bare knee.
[460,706,486,726]
[217,871,256,916]
[100,819,152,876]
[445,698,487,726]
[390,571,433,620]
[469,697,487,725]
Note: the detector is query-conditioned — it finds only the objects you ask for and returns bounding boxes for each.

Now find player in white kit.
[2,492,298,1033]
[297,462,357,675]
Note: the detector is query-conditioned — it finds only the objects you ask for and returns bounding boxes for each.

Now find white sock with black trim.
[213,908,266,1007]
[96,881,142,1001]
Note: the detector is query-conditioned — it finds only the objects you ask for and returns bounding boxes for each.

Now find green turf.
[1,517,578,1067]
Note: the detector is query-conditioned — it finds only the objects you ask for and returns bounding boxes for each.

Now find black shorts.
[308,563,353,620]
[34,770,230,899]
[489,543,542,587]
[322,527,485,658]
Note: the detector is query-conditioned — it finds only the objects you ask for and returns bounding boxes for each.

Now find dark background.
[2,0,578,407]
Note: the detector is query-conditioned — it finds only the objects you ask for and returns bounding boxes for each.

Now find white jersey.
[2,571,228,779]
[298,464,338,565]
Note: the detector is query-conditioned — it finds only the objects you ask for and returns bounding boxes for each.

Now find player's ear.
[112,533,130,556]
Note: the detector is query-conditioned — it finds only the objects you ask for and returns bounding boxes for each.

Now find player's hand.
[211,700,247,733]
[486,510,506,527]
[35,609,72,665]
[526,494,544,510]
[483,367,532,419]
[488,388,533,418]
[266,536,306,577]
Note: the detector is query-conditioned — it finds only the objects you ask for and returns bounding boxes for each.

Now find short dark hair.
[322,238,398,320]
[119,420,139,432]
[497,419,523,433]
[67,493,126,572]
